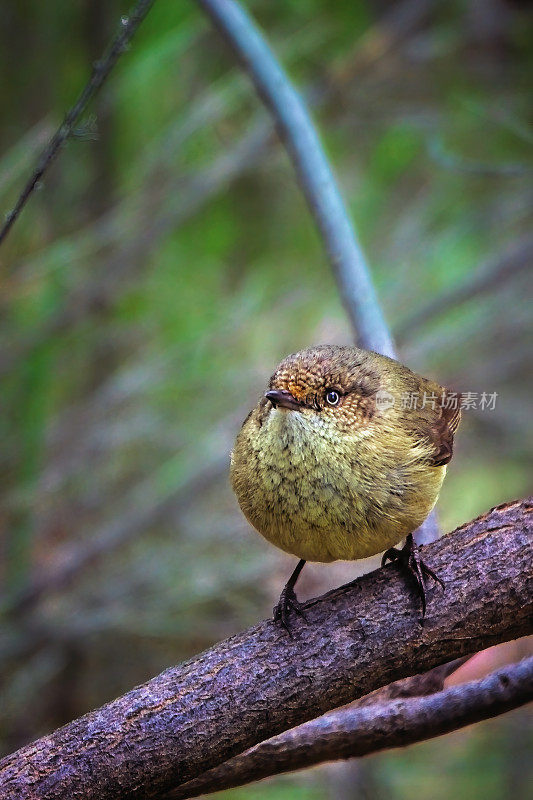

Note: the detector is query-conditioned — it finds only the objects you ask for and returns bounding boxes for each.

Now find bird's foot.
[382,533,444,617]
[273,585,307,635]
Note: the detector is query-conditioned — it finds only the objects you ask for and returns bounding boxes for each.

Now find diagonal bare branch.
[0,498,531,800]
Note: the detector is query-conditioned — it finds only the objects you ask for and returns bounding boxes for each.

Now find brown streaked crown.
[267,345,382,425]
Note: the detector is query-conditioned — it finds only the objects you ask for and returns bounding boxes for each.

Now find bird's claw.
[273,586,307,636]
[382,534,444,617]
[382,546,402,567]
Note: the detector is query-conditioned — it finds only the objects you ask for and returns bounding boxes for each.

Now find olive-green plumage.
[231,345,461,563]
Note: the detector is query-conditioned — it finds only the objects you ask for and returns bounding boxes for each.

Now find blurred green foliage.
[0,0,531,797]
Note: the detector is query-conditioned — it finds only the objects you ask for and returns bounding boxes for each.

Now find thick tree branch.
[0,0,156,249]
[168,656,533,798]
[166,657,473,798]
[0,498,531,800]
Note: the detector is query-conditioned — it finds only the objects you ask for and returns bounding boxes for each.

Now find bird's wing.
[428,390,462,466]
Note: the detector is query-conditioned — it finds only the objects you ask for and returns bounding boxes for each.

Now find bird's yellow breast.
[230,405,445,562]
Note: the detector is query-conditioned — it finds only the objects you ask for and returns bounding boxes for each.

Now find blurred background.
[0,0,532,797]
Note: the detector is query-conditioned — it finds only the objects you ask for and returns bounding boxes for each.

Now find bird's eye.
[325,390,340,406]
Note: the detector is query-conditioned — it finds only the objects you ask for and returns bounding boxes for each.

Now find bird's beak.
[265,389,302,411]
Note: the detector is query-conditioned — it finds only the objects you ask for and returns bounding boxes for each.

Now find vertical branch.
[197,0,396,358]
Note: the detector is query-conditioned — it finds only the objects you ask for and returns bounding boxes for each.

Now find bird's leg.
[382,534,444,617]
[273,559,307,634]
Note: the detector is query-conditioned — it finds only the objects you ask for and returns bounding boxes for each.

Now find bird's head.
[264,345,384,432]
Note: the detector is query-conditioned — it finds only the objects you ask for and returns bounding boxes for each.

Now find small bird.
[230,345,461,631]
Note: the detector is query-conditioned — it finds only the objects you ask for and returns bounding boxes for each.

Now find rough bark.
[168,656,533,798]
[0,498,531,800]
[335,655,469,707]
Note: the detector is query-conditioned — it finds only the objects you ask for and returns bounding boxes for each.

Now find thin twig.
[428,135,533,177]
[0,121,269,378]
[396,235,533,343]
[0,0,156,249]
